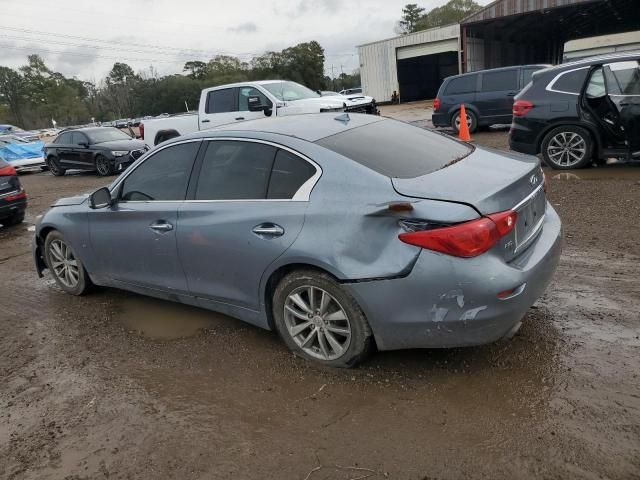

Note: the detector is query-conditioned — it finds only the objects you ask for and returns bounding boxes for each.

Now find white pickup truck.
[140,80,379,147]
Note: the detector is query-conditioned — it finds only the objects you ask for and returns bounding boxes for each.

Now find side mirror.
[89,187,112,209]
[248,95,268,112]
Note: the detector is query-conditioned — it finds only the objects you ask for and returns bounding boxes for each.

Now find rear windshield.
[315,119,472,178]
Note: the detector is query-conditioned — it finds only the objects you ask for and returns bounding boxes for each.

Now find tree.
[107,62,136,84]
[415,0,482,30]
[398,4,425,34]
[0,67,25,126]
[183,61,207,79]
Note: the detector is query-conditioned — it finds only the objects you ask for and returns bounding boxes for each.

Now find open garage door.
[397,51,459,102]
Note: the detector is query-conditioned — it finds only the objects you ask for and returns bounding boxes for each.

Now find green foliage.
[0,41,341,128]
[398,4,426,34]
[417,0,482,30]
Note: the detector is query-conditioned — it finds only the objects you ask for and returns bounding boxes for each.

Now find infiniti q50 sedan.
[33,113,562,367]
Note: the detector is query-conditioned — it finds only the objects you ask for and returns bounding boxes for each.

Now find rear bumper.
[345,204,562,351]
[432,111,450,127]
[509,121,540,155]
[0,197,27,220]
[10,156,46,171]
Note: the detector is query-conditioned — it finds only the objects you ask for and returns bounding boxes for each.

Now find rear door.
[198,87,243,130]
[475,68,520,121]
[177,139,317,312]
[603,59,640,156]
[54,132,74,165]
[442,74,477,117]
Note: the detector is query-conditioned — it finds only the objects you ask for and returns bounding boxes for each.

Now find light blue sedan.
[34,114,561,367]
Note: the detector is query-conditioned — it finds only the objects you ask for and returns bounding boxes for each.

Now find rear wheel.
[272,270,373,368]
[44,231,91,295]
[95,155,113,176]
[541,126,593,170]
[451,109,478,134]
[47,156,66,176]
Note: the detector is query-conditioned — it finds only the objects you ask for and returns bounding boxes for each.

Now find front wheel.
[273,270,373,368]
[95,155,114,176]
[451,109,478,134]
[44,231,91,295]
[541,126,593,169]
[46,156,66,176]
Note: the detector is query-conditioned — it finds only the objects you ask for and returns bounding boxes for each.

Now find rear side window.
[195,141,277,200]
[316,119,472,179]
[70,132,86,145]
[206,88,236,114]
[481,69,518,92]
[267,150,316,199]
[120,142,199,201]
[445,75,476,95]
[549,68,589,94]
[56,132,71,144]
[604,60,640,95]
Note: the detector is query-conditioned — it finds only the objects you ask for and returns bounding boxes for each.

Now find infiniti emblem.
[529,174,539,187]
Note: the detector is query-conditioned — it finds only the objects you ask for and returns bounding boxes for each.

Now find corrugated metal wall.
[357,25,460,102]
[462,0,598,24]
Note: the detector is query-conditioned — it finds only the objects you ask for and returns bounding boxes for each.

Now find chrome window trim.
[512,183,544,211]
[545,66,590,96]
[110,136,322,203]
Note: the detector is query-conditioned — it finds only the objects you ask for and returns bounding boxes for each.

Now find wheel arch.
[154,129,181,146]
[534,121,601,156]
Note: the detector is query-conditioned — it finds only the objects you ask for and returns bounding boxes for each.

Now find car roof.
[444,64,550,82]
[177,113,386,143]
[540,50,640,75]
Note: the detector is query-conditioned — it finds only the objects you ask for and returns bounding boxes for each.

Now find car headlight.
[111,150,129,157]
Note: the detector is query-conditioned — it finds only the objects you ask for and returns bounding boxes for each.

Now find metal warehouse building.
[358,0,640,103]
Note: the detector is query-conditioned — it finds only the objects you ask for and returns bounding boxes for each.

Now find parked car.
[432,65,549,133]
[510,51,640,169]
[114,119,129,128]
[140,80,377,147]
[33,113,561,367]
[0,135,46,172]
[0,124,40,142]
[0,157,27,227]
[44,127,147,176]
[340,87,363,95]
[320,91,380,115]
[131,118,142,127]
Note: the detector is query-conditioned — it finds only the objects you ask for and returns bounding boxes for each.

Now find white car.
[321,91,379,115]
[140,80,377,147]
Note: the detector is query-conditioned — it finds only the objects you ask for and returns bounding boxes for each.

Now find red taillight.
[513,100,534,117]
[433,98,441,111]
[139,122,145,140]
[398,210,517,258]
[0,165,17,176]
[5,190,26,201]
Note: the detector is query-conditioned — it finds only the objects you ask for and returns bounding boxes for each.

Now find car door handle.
[150,221,174,233]
[252,223,284,238]
[507,92,517,97]
[235,117,245,121]
[201,119,210,123]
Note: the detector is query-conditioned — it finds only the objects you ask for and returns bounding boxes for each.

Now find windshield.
[86,128,132,144]
[262,81,321,101]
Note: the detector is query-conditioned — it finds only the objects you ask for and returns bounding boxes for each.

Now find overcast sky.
[0,0,492,82]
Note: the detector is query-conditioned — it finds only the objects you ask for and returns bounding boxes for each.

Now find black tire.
[1,212,24,227]
[451,109,478,134]
[154,129,180,146]
[541,126,593,170]
[95,155,113,176]
[44,230,91,296]
[46,156,66,176]
[272,270,373,368]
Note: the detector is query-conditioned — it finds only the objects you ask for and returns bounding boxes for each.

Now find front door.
[88,140,201,293]
[71,132,94,169]
[475,68,520,121]
[198,87,243,130]
[177,140,317,311]
[603,60,640,156]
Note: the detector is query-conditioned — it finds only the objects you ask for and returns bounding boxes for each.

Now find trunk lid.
[392,146,547,260]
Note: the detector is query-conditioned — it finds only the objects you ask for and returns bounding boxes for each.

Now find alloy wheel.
[48,157,61,175]
[454,112,472,130]
[283,286,351,361]
[547,132,587,167]
[96,156,111,176]
[49,239,80,288]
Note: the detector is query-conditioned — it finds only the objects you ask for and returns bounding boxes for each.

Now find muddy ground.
[1,128,639,480]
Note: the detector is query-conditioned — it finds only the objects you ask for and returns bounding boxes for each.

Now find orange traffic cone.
[458,104,472,142]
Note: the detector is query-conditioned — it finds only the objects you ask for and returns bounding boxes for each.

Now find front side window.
[267,150,316,199]
[586,68,606,98]
[70,132,87,145]
[445,75,476,95]
[238,87,272,111]
[481,69,518,92]
[549,68,589,94]
[56,132,71,144]
[195,141,277,200]
[604,61,640,95]
[206,88,237,114]
[262,82,320,102]
[120,142,199,201]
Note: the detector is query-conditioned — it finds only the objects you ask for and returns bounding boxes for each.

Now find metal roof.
[461,0,600,25]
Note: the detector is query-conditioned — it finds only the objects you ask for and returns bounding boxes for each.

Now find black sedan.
[0,157,27,227]
[44,127,147,176]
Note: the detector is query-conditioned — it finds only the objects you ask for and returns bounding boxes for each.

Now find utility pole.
[330,65,336,90]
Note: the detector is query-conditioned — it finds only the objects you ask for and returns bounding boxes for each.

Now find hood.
[94,139,146,150]
[52,194,89,207]
[392,146,542,215]
[286,97,345,110]
[323,94,374,107]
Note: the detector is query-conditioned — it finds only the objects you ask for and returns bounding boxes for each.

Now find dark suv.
[509,52,640,169]
[45,127,147,176]
[0,157,27,227]
[433,65,548,133]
